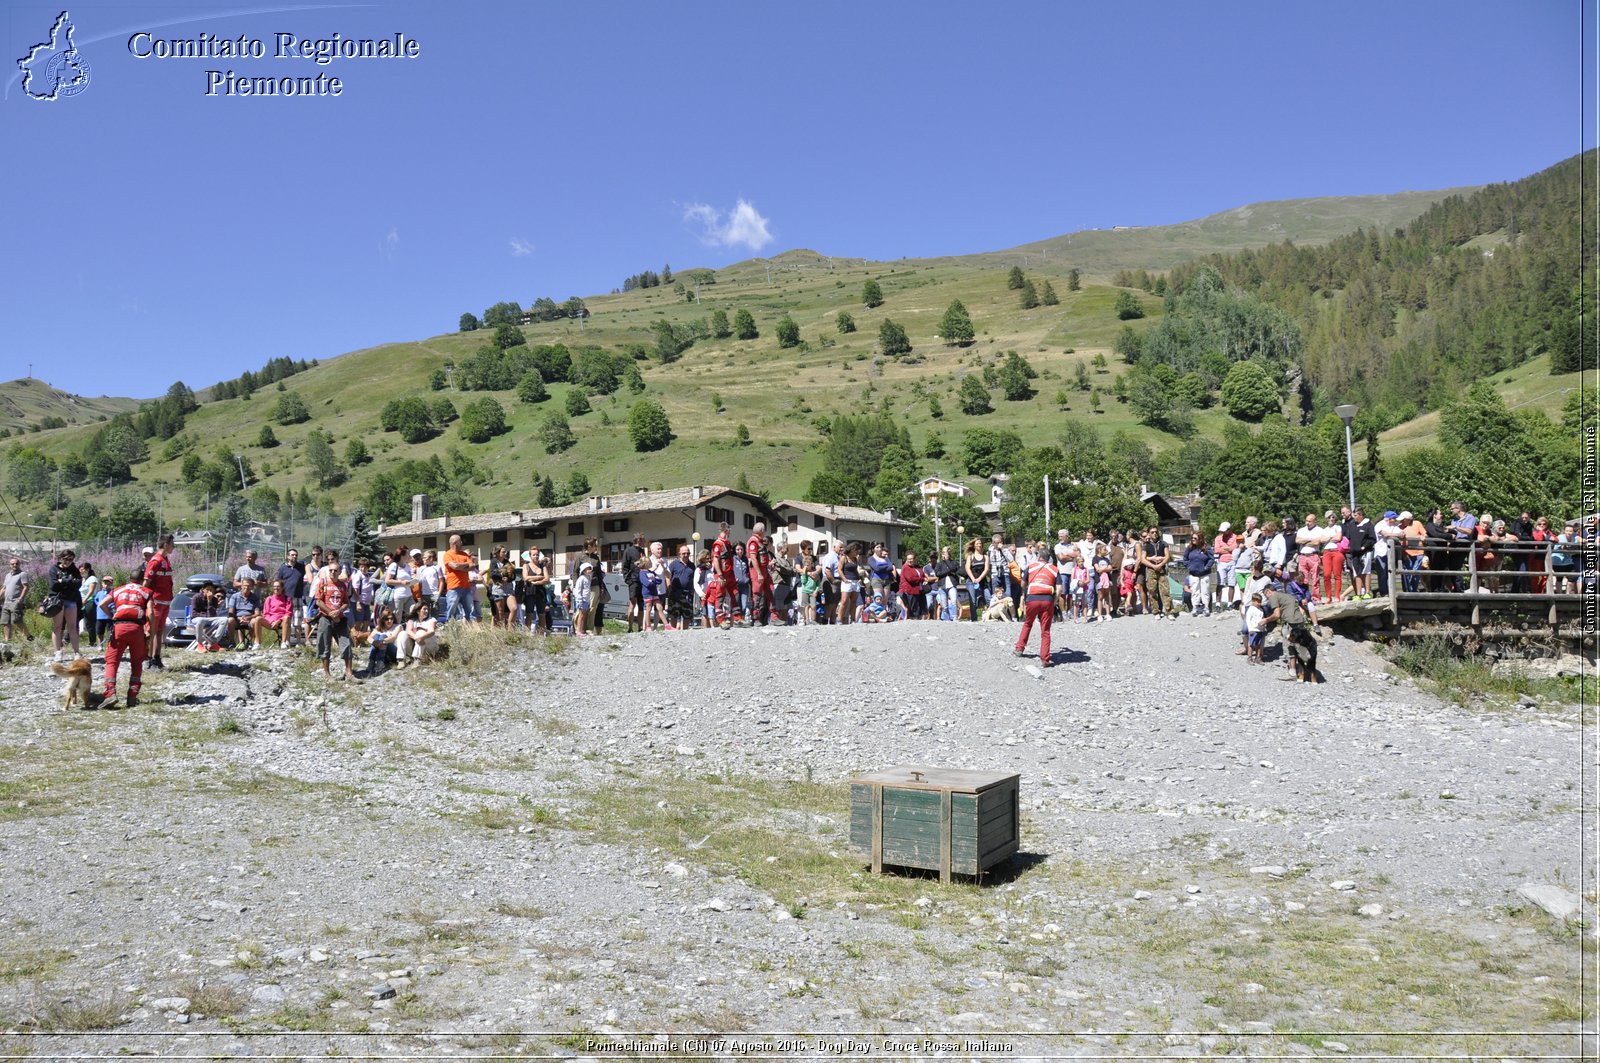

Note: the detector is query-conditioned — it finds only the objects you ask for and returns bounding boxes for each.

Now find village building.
[771,500,917,557]
[376,485,776,578]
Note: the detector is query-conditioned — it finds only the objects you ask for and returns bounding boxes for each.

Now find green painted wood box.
[849,765,1020,881]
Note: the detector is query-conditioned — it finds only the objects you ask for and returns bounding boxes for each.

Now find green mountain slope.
[974,187,1481,275]
[0,378,140,435]
[10,167,1582,539]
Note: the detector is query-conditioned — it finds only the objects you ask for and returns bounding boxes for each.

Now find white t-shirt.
[1053,539,1073,566]
[416,563,443,597]
[1372,518,1397,559]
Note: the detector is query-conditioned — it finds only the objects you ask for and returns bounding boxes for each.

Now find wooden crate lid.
[850,765,1019,794]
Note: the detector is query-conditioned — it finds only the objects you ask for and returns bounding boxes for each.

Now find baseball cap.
[1398,511,1413,522]
[141,545,154,555]
[579,561,594,572]
[1384,510,1398,519]
[1218,521,1231,532]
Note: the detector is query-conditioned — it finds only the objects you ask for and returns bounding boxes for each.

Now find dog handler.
[98,572,155,709]
[1013,542,1060,667]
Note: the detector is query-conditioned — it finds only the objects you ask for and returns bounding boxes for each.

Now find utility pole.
[1043,475,1051,538]
[235,454,248,492]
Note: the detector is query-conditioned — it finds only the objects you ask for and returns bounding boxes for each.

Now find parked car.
[163,573,226,647]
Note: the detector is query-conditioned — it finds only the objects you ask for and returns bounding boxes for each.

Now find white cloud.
[509,237,535,257]
[381,227,399,261]
[682,198,773,251]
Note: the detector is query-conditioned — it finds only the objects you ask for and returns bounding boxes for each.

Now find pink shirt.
[262,593,293,625]
[1213,532,1237,563]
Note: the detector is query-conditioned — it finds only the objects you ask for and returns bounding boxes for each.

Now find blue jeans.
[967,580,987,620]
[1401,554,1422,593]
[446,587,480,622]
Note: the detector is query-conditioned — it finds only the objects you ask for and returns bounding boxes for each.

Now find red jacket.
[898,563,924,596]
[746,533,770,591]
[111,582,153,623]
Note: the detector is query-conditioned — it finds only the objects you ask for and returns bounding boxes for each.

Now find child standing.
[572,563,593,637]
[1094,550,1113,620]
[1244,592,1266,663]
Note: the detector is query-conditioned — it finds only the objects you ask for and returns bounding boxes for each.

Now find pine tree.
[862,279,884,308]
[1019,279,1039,310]
[836,311,856,334]
[1006,266,1026,290]
[537,475,557,506]
[344,506,381,564]
[775,316,800,348]
[1066,268,1081,292]
[257,425,278,448]
[1040,280,1059,306]
[710,309,732,338]
[959,375,993,415]
[938,300,975,346]
[734,309,758,340]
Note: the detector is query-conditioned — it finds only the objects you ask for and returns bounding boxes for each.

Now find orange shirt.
[442,550,475,591]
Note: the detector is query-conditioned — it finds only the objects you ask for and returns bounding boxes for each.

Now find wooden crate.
[849,765,1020,881]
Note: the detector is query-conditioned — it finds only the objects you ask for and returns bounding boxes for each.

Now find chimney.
[828,504,837,516]
[412,494,430,523]
[599,496,609,510]
[885,508,896,523]
[691,485,703,502]
[587,497,599,514]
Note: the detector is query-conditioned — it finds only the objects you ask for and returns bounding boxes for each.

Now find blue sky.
[2,0,1592,398]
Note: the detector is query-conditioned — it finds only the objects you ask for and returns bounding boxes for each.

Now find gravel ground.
[0,614,1593,1061]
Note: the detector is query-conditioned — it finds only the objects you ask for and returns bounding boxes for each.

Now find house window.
[813,516,826,529]
[529,526,548,540]
[705,505,733,525]
[422,536,437,550]
[461,534,476,546]
[567,522,586,536]
[743,513,756,530]
[602,518,630,533]
[492,530,508,543]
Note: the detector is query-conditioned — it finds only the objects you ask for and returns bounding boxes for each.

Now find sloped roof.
[378,485,773,539]
[775,500,918,529]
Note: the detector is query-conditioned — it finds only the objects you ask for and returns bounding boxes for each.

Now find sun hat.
[1398,511,1413,522]
[1218,521,1231,532]
[579,561,594,572]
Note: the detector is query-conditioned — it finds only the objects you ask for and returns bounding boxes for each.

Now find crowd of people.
[3,501,1590,704]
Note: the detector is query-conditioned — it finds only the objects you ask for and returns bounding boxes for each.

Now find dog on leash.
[48,659,95,709]
[981,596,1016,622]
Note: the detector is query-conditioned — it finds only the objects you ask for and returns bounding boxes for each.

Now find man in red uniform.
[100,573,154,708]
[710,523,739,629]
[142,537,174,670]
[746,522,773,627]
[1013,540,1060,667]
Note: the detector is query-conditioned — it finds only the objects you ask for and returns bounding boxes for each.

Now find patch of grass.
[178,980,248,1017]
[1385,637,1594,708]
[460,804,516,830]
[25,992,128,1031]
[390,909,484,945]
[489,900,549,920]
[0,948,72,982]
[564,771,983,916]
[1545,993,1593,1022]
[435,707,457,721]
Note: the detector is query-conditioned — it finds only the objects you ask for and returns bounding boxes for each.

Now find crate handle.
[909,770,924,782]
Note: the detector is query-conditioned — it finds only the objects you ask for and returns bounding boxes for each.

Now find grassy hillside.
[978,187,1480,276]
[1377,353,1582,454]
[0,378,139,435]
[0,180,1497,533]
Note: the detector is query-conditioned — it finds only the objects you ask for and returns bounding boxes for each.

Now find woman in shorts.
[837,544,863,625]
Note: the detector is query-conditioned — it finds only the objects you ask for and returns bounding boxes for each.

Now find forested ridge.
[1164,150,1592,430]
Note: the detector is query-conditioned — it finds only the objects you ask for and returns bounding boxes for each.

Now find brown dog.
[48,659,94,709]
[981,596,1016,622]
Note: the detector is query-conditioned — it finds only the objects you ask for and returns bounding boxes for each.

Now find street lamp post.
[1335,404,1359,511]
